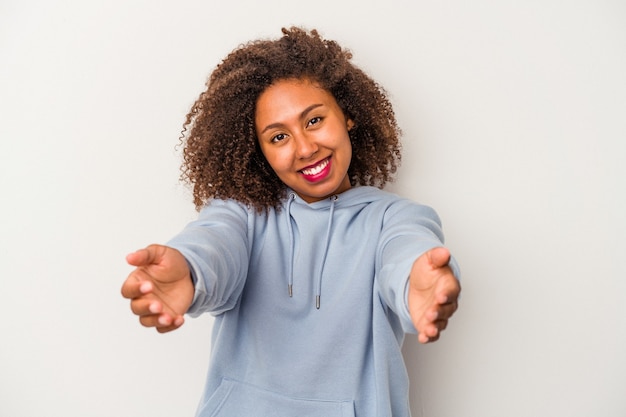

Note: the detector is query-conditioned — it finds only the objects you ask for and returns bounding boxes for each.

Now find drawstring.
[286,193,296,298]
[285,193,337,309]
[315,195,337,309]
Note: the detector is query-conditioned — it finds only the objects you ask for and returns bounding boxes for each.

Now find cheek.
[337,132,353,156]
[262,147,291,174]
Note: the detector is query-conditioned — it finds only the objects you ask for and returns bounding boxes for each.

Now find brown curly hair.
[180,26,402,212]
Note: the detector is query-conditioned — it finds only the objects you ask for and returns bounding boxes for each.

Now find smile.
[299,157,332,181]
[301,158,330,176]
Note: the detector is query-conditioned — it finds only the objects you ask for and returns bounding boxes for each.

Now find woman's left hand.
[408,247,461,344]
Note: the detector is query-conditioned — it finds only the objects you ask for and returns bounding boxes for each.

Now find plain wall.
[1,1,624,416]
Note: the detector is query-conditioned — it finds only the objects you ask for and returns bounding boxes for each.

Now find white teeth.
[301,158,329,176]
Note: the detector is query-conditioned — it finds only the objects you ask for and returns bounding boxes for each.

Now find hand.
[408,247,461,344]
[121,244,195,333]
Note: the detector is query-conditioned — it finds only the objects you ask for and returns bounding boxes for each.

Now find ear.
[346,119,355,131]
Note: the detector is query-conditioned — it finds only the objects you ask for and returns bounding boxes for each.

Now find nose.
[294,133,318,160]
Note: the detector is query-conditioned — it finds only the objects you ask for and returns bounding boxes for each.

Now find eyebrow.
[260,103,324,134]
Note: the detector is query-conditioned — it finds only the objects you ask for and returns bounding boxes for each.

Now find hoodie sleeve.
[376,199,461,334]
[166,199,251,316]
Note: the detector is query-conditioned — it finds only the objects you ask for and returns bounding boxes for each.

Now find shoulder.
[336,186,403,207]
[195,198,263,228]
[341,186,431,214]
[347,188,443,232]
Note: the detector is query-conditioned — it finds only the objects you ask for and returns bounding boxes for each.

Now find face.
[255,79,354,203]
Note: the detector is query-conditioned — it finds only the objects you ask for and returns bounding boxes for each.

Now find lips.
[299,157,331,182]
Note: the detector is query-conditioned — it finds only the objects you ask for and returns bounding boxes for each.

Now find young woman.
[121,27,461,417]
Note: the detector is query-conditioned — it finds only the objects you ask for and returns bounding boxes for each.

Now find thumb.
[427,247,451,269]
[125,244,164,267]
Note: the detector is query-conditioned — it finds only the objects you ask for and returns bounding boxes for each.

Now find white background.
[1,1,624,416]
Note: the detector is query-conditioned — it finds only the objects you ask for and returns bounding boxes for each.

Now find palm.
[137,247,193,316]
[408,247,460,343]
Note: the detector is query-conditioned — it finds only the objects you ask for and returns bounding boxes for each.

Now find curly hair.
[180,26,402,212]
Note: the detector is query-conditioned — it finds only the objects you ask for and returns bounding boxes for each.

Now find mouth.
[299,157,332,182]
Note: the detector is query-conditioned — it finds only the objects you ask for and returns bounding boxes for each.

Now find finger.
[436,276,461,305]
[126,249,150,267]
[156,316,185,334]
[436,301,458,321]
[427,247,451,269]
[130,298,162,316]
[139,312,174,328]
[435,318,449,332]
[120,275,153,299]
[139,313,185,331]
[431,293,459,314]
[416,317,438,339]
[418,329,440,344]
[426,320,444,337]
[419,315,451,342]
[125,244,164,267]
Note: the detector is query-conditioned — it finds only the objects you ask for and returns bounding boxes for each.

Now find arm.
[376,199,461,342]
[164,199,251,316]
[121,199,251,332]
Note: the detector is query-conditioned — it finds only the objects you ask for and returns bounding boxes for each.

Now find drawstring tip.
[288,285,293,298]
[315,295,320,309]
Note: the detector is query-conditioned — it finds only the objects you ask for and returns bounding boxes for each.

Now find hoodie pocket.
[199,378,355,417]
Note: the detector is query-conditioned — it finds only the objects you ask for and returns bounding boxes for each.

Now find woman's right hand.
[121,244,195,333]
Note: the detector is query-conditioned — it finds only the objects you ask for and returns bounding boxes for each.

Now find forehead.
[255,79,338,120]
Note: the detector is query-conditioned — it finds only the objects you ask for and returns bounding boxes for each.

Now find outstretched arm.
[121,244,195,333]
[408,247,461,344]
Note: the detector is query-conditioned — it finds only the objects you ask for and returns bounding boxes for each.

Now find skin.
[121,78,460,342]
[255,78,354,203]
[408,247,460,343]
[122,245,192,333]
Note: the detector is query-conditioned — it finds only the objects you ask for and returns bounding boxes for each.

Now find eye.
[271,133,288,143]
[307,116,322,127]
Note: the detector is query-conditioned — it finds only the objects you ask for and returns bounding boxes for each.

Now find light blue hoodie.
[167,186,460,417]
